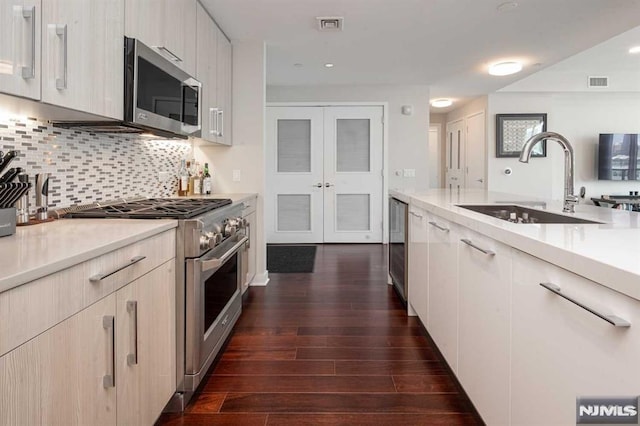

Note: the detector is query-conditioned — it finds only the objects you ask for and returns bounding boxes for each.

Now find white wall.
[195,40,269,285]
[267,85,431,190]
[488,92,640,201]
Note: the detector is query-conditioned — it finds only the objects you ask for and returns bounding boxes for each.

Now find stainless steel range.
[63,197,248,410]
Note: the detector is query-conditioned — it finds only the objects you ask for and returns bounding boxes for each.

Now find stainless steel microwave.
[124,37,201,138]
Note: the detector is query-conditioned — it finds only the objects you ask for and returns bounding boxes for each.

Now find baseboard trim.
[249,270,270,287]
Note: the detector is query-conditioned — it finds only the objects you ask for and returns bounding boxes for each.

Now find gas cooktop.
[64,198,233,219]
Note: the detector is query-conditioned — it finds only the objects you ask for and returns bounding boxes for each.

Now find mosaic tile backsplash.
[0,117,192,210]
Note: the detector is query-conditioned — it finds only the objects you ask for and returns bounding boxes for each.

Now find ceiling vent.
[317,17,344,31]
[588,76,609,88]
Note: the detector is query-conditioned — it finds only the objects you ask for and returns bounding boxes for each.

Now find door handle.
[217,110,224,137]
[126,301,138,366]
[209,108,218,135]
[476,178,484,183]
[21,6,36,79]
[102,315,115,388]
[313,183,322,188]
[325,183,334,187]
[53,24,67,90]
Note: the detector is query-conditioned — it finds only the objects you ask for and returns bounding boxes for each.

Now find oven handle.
[201,236,248,272]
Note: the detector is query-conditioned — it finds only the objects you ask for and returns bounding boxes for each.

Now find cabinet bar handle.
[246,222,251,249]
[53,24,67,90]
[126,301,138,365]
[209,107,218,135]
[156,46,182,62]
[460,238,495,256]
[89,255,146,282]
[218,110,224,137]
[539,282,631,327]
[409,211,423,219]
[102,315,115,388]
[428,221,449,232]
[21,6,36,79]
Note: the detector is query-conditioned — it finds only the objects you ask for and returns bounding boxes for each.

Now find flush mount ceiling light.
[431,99,453,108]
[489,61,523,76]
[324,63,334,68]
[317,17,344,31]
[629,46,640,54]
[496,1,519,12]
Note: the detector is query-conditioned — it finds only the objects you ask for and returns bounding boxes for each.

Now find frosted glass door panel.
[336,119,370,172]
[277,119,311,173]
[266,107,324,243]
[336,194,370,231]
[277,194,311,231]
[324,107,383,243]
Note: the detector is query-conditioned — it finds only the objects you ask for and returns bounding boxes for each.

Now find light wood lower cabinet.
[0,259,175,426]
[511,249,640,425]
[457,228,511,426]
[408,205,428,323]
[116,259,176,425]
[425,213,459,372]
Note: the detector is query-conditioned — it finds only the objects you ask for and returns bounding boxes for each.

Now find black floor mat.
[267,245,317,273]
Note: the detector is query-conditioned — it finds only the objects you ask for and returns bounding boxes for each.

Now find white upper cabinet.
[41,0,124,119]
[215,24,232,145]
[196,2,217,142]
[125,0,196,76]
[0,0,41,100]
[195,3,232,145]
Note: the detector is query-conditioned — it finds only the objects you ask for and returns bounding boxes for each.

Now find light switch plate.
[232,169,241,182]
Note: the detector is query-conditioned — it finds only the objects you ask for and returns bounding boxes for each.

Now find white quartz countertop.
[391,188,640,301]
[0,219,176,293]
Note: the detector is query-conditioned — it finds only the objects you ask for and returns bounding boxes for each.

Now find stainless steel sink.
[456,204,603,224]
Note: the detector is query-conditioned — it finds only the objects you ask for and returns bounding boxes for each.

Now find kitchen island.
[393,188,640,426]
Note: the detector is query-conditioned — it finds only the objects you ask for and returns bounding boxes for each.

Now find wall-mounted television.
[598,133,640,180]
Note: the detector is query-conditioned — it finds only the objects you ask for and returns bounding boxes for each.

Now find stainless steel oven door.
[185,234,248,383]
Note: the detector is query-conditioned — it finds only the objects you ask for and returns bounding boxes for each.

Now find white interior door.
[465,111,486,189]
[265,107,324,243]
[266,105,384,244]
[323,106,384,243]
[445,119,465,190]
[429,124,441,188]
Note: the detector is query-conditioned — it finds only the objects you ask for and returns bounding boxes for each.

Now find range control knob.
[224,220,237,237]
[234,217,247,229]
[200,232,222,250]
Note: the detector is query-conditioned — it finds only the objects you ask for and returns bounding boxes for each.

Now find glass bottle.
[203,163,212,195]
[178,159,188,196]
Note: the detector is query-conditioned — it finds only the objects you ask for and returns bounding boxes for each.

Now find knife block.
[0,208,16,237]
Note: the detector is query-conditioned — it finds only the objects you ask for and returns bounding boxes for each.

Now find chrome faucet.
[519,131,578,213]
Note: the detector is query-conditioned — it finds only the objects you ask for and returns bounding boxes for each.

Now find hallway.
[158,244,481,425]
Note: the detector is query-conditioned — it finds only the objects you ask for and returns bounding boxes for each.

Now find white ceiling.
[201,0,640,110]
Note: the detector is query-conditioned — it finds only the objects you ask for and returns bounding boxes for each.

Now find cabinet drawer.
[511,249,640,425]
[0,230,175,356]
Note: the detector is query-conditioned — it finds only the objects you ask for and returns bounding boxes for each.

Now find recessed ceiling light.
[489,61,523,76]
[496,1,518,12]
[324,63,334,68]
[431,99,453,108]
[629,46,640,54]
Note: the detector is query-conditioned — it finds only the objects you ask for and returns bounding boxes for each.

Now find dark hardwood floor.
[157,244,482,426]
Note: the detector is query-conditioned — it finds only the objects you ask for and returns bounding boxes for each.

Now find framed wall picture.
[496,113,547,157]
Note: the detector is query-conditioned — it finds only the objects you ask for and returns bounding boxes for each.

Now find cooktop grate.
[64,198,233,219]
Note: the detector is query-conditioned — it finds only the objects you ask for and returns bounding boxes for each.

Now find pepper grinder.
[16,173,29,224]
[35,173,49,221]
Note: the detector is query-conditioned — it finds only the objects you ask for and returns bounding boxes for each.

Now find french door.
[266,105,384,243]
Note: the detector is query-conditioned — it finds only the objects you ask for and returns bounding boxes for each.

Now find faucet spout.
[518,131,577,213]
